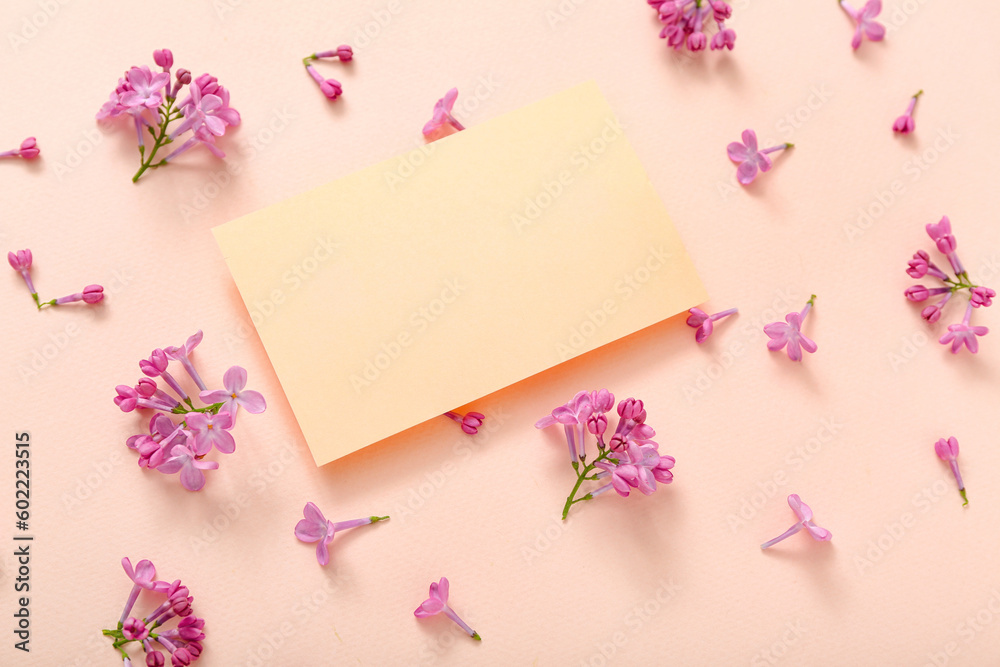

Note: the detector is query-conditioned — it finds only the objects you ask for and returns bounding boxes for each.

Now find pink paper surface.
[2,0,1000,665]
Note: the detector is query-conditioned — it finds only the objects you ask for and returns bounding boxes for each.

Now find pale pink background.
[2,1,1000,665]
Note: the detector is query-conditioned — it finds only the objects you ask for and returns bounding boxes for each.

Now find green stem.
[561,449,613,521]
[132,99,177,183]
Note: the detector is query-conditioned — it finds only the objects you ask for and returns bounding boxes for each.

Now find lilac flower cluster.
[114,331,266,490]
[647,0,736,52]
[97,49,240,182]
[103,558,204,667]
[536,390,675,520]
[905,217,994,354]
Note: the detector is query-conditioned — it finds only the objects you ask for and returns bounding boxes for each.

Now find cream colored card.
[213,81,706,465]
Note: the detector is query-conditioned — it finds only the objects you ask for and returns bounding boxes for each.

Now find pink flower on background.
[939,303,988,354]
[0,137,39,160]
[686,306,738,343]
[157,443,219,491]
[106,559,203,665]
[934,437,968,506]
[535,390,593,465]
[414,577,481,641]
[121,66,170,110]
[970,286,996,308]
[301,47,352,99]
[764,296,818,361]
[727,129,793,186]
[97,50,240,182]
[170,80,241,139]
[906,217,992,353]
[311,45,354,62]
[294,502,389,566]
[199,366,266,418]
[893,90,922,134]
[7,249,36,300]
[839,0,885,50]
[649,0,736,53]
[116,332,266,491]
[8,248,101,311]
[537,390,675,519]
[153,49,173,70]
[422,88,466,137]
[185,412,235,455]
[443,410,486,434]
[48,284,105,305]
[760,494,832,549]
[304,64,343,100]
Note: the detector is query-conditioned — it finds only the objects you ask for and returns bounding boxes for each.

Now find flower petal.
[237,389,267,414]
[805,521,832,541]
[436,577,450,603]
[741,129,758,152]
[315,540,330,566]
[179,464,206,491]
[736,161,758,185]
[787,494,812,521]
[294,519,324,543]
[223,365,248,393]
[726,142,750,163]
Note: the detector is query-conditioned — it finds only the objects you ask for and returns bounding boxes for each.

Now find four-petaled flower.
[294,502,389,566]
[839,0,885,50]
[199,366,266,418]
[727,129,793,186]
[185,411,236,455]
[157,442,220,492]
[414,577,481,641]
[764,296,818,361]
[120,66,170,109]
[939,303,989,354]
[760,494,832,549]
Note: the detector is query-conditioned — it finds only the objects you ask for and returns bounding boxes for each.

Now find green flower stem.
[562,448,614,521]
[131,99,182,183]
[171,402,224,416]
